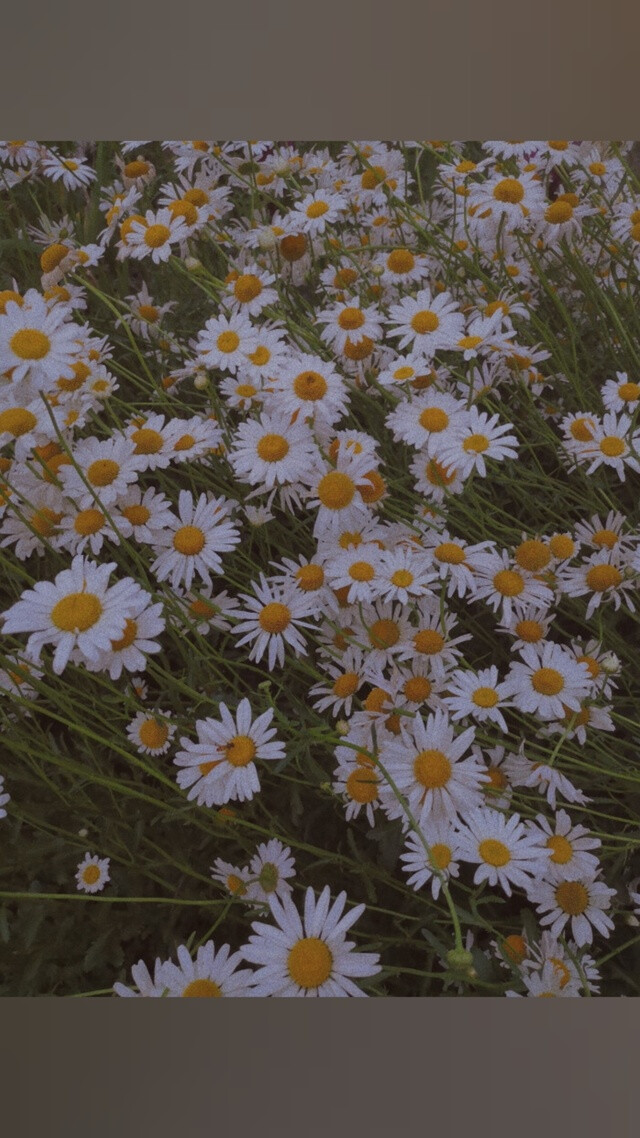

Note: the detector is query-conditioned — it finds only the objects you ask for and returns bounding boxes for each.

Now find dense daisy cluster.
[1,139,640,997]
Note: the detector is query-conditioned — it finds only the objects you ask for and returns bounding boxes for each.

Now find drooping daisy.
[457,807,548,897]
[1,554,137,674]
[379,709,487,828]
[529,872,616,947]
[502,745,590,809]
[241,885,380,997]
[174,698,285,806]
[75,852,110,894]
[126,709,176,756]
[150,490,240,590]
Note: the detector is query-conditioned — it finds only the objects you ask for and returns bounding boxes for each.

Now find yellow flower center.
[431,843,452,870]
[0,407,37,436]
[463,433,490,453]
[257,433,289,462]
[259,602,291,634]
[617,382,640,402]
[493,569,524,597]
[173,525,206,555]
[338,307,365,331]
[131,427,164,455]
[545,200,573,224]
[515,540,550,571]
[585,564,622,591]
[333,672,360,698]
[419,407,449,432]
[599,436,625,457]
[472,687,499,708]
[317,471,355,510]
[226,735,257,767]
[346,766,379,803]
[414,629,445,655]
[137,304,159,323]
[40,243,70,274]
[411,310,440,334]
[280,234,307,261]
[51,592,103,632]
[478,838,511,867]
[503,935,527,964]
[306,201,329,219]
[547,835,574,865]
[531,667,564,696]
[87,459,120,487]
[493,178,524,204]
[122,504,150,526]
[216,331,240,353]
[403,675,432,702]
[173,434,196,452]
[369,619,400,649]
[124,160,151,178]
[549,534,575,559]
[234,274,263,303]
[387,248,415,274]
[514,619,544,642]
[293,370,327,400]
[181,979,222,997]
[111,618,138,650]
[295,564,324,591]
[144,224,171,248]
[434,541,466,565]
[391,569,413,587]
[569,417,594,442]
[138,719,169,749]
[9,329,51,360]
[414,749,451,789]
[82,865,101,885]
[349,560,375,582]
[555,881,589,915]
[74,508,104,536]
[287,937,333,988]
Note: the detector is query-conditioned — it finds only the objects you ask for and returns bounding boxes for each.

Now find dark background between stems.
[0,0,639,1134]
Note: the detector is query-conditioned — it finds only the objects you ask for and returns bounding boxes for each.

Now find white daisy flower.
[601,372,640,415]
[529,873,616,947]
[435,408,519,477]
[75,852,110,894]
[159,942,255,997]
[126,208,189,263]
[316,298,382,354]
[457,807,548,897]
[195,311,259,375]
[385,390,468,453]
[386,287,465,356]
[241,885,380,997]
[1,554,138,674]
[126,710,175,755]
[443,665,512,733]
[150,490,240,590]
[229,412,317,490]
[400,820,462,899]
[174,698,285,806]
[0,289,81,391]
[472,549,554,622]
[244,839,296,906]
[379,709,487,828]
[232,574,316,671]
[268,353,349,426]
[558,552,636,619]
[60,434,145,509]
[531,810,601,879]
[503,642,593,721]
